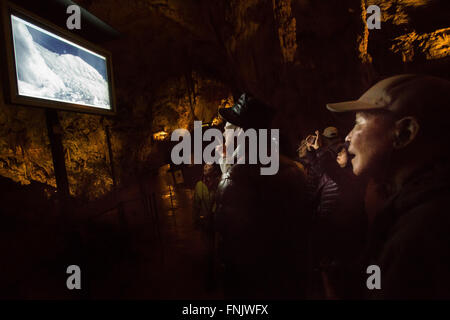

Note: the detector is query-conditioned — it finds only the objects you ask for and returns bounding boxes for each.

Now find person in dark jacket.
[302,127,341,204]
[316,142,368,299]
[326,74,450,299]
[215,93,312,299]
[306,139,367,298]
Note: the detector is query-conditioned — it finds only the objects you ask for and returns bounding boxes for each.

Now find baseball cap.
[322,126,338,138]
[326,74,450,118]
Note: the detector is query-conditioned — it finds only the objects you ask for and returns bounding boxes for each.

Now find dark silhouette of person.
[304,135,367,299]
[215,93,312,299]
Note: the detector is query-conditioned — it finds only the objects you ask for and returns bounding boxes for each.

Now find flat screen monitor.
[2,3,116,115]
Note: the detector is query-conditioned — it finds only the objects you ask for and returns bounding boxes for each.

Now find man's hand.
[305,134,316,151]
[305,131,321,150]
[312,131,321,150]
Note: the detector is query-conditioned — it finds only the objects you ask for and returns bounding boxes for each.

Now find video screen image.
[11,14,111,110]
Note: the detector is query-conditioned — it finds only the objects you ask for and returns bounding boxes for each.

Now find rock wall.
[0,95,55,187]
[366,0,450,76]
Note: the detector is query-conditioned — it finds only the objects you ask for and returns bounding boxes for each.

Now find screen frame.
[1,2,117,116]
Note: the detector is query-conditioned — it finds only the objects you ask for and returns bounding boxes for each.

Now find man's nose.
[345,130,352,142]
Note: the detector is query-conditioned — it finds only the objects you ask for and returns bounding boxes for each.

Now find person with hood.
[193,163,220,230]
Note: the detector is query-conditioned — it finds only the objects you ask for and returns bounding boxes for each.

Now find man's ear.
[393,116,420,149]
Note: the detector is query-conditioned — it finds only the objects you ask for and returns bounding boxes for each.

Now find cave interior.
[0,0,449,299]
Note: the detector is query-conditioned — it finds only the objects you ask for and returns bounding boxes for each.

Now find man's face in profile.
[336,148,348,168]
[345,111,394,176]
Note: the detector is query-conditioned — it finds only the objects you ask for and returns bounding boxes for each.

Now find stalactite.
[358,0,373,64]
[272,0,298,64]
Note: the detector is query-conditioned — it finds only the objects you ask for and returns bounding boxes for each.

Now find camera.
[306,135,317,145]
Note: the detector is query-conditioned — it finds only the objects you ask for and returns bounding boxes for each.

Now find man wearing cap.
[327,74,450,299]
[321,126,340,146]
[215,93,312,299]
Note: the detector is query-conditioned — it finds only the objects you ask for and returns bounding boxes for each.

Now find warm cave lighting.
[211,116,222,126]
[153,131,169,141]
